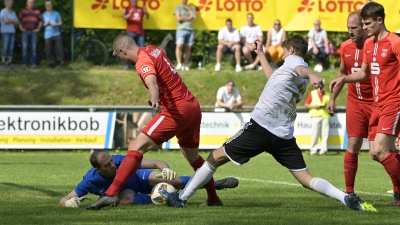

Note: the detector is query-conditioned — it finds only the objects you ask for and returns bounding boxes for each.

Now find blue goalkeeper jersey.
[74,155,153,197]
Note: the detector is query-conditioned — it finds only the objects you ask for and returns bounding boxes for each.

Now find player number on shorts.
[370,62,380,75]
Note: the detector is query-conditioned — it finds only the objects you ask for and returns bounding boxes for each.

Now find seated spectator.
[308,19,329,72]
[215,79,242,112]
[240,13,264,70]
[215,18,242,72]
[1,0,19,69]
[266,19,286,68]
[42,0,64,68]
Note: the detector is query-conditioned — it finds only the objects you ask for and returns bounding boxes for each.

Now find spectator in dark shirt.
[19,0,42,68]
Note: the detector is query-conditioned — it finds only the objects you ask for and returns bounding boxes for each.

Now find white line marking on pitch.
[235,177,392,197]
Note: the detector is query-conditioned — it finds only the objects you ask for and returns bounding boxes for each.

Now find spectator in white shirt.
[215,18,242,72]
[215,79,242,112]
[240,13,264,70]
[266,19,286,69]
[308,19,329,72]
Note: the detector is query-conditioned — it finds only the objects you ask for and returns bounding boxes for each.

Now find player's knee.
[119,190,134,205]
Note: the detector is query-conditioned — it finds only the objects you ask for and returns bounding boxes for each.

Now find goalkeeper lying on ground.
[59,150,238,207]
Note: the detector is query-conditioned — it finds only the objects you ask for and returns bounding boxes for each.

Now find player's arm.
[252,40,274,80]
[330,63,370,91]
[140,159,170,170]
[144,75,161,113]
[122,9,132,20]
[186,5,197,19]
[216,98,230,108]
[265,30,272,47]
[59,190,79,207]
[326,62,347,116]
[143,6,149,19]
[294,65,325,90]
[175,13,191,22]
[218,38,229,46]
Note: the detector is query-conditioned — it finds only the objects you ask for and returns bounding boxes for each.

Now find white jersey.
[308,28,327,50]
[270,28,284,46]
[218,26,240,42]
[240,24,263,44]
[215,86,242,112]
[250,55,308,139]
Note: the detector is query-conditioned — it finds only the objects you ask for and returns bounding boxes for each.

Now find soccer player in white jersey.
[159,35,376,212]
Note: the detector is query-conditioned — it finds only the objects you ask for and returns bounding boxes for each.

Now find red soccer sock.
[344,150,358,193]
[105,150,143,196]
[380,152,400,194]
[190,156,219,202]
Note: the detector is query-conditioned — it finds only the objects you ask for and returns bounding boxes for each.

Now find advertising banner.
[74,0,400,32]
[0,112,115,149]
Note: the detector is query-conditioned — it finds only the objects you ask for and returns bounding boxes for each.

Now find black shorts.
[223,119,307,171]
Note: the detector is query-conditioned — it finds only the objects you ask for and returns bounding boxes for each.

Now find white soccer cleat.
[176,63,182,70]
[183,65,189,71]
[215,63,221,71]
[245,64,255,70]
[235,64,242,72]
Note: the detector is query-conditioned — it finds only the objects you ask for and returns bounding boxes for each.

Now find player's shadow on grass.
[0,182,63,197]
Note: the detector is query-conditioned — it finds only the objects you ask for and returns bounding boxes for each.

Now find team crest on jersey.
[150,48,161,58]
[141,65,151,73]
[381,49,388,57]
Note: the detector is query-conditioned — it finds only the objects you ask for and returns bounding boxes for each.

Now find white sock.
[179,161,216,201]
[310,177,346,205]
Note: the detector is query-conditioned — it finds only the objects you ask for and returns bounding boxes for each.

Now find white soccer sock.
[179,161,216,201]
[310,177,346,205]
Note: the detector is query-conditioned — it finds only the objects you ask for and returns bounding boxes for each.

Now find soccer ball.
[150,182,177,205]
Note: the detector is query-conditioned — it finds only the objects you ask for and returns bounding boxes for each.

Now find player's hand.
[326,99,335,117]
[65,196,86,208]
[313,48,319,55]
[329,77,344,93]
[310,75,325,90]
[251,40,263,54]
[325,46,330,54]
[148,100,162,114]
[155,168,177,180]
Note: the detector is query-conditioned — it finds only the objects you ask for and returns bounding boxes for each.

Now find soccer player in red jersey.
[326,11,372,196]
[330,2,400,205]
[86,34,223,209]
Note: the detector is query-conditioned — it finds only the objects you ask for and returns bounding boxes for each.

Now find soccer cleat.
[158,188,186,208]
[215,63,221,71]
[245,64,255,70]
[235,64,242,72]
[86,195,120,210]
[175,63,182,70]
[344,193,376,212]
[387,192,400,206]
[200,199,223,207]
[214,177,239,190]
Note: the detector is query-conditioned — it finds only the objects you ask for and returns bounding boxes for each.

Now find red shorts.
[141,99,201,148]
[369,103,400,141]
[346,99,373,139]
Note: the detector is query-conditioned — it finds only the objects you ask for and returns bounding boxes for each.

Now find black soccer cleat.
[387,192,400,206]
[158,188,186,208]
[86,195,120,210]
[200,198,223,207]
[214,177,239,190]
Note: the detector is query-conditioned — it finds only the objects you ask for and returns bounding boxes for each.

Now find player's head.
[247,13,254,25]
[112,34,138,65]
[182,0,188,5]
[313,20,321,31]
[130,0,137,6]
[90,150,117,178]
[273,20,281,30]
[226,79,235,93]
[360,2,385,37]
[226,19,233,31]
[26,0,34,9]
[347,11,367,44]
[5,0,13,8]
[44,0,52,11]
[281,35,308,59]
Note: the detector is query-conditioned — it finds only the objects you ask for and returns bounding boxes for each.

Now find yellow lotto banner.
[74,0,400,32]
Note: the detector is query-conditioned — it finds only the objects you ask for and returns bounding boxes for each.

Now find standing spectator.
[42,0,64,68]
[308,20,329,72]
[19,0,42,68]
[215,19,242,72]
[240,13,264,70]
[305,88,330,155]
[214,79,242,112]
[174,0,196,71]
[1,0,18,68]
[266,19,286,69]
[122,0,149,70]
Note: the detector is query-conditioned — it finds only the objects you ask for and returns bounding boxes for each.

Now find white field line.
[235,177,392,197]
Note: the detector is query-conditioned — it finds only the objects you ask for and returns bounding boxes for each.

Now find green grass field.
[0,150,399,225]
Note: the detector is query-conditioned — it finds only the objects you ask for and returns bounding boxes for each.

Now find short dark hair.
[90,150,108,168]
[281,35,308,58]
[360,2,385,21]
[348,11,363,27]
[226,18,232,24]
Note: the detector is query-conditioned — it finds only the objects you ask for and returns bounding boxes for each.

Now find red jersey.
[18,7,42,30]
[363,32,400,106]
[124,6,145,34]
[135,46,195,109]
[340,39,373,102]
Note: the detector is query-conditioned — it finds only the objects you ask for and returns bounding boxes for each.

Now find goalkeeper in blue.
[59,150,238,208]
[160,36,376,212]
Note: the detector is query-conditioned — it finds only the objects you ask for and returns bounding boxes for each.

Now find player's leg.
[118,189,152,205]
[233,44,242,66]
[268,46,277,62]
[242,45,254,65]
[215,44,224,71]
[175,30,185,69]
[183,30,194,70]
[310,117,321,155]
[320,118,329,155]
[276,46,284,63]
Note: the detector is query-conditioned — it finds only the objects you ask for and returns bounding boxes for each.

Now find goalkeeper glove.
[65,196,86,208]
[154,168,177,180]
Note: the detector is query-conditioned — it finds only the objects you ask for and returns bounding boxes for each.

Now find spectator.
[19,0,42,68]
[1,0,18,69]
[304,88,330,155]
[266,19,286,69]
[122,0,149,70]
[42,0,64,68]
[215,18,242,72]
[114,112,126,149]
[240,13,264,70]
[173,0,196,71]
[359,0,372,11]
[308,19,329,72]
[215,79,242,112]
